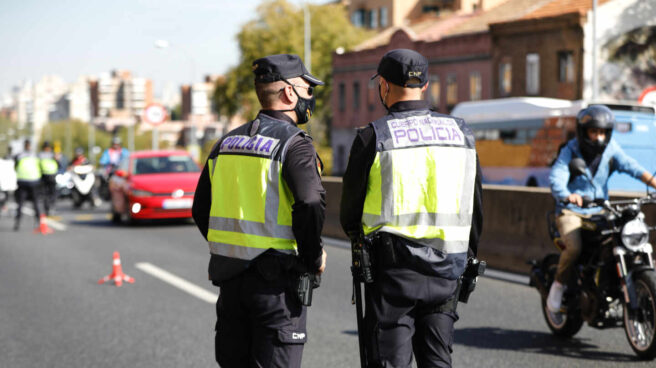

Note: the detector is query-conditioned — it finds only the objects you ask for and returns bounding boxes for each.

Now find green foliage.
[212,0,371,145]
[39,121,162,165]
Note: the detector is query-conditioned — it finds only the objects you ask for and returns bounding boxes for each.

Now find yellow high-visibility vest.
[206,116,304,261]
[39,152,58,175]
[16,154,42,181]
[362,112,477,256]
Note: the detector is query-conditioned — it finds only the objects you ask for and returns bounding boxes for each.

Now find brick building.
[489,0,612,100]
[331,0,552,175]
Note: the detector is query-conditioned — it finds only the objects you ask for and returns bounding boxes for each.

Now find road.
[0,202,654,367]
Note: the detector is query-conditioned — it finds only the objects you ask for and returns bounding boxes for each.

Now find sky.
[0,0,330,98]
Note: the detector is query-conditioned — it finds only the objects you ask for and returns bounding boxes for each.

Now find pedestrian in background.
[38,141,59,216]
[192,54,327,368]
[14,139,43,231]
[340,49,483,368]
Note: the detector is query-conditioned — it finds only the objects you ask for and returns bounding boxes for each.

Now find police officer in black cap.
[192,53,327,368]
[340,49,484,367]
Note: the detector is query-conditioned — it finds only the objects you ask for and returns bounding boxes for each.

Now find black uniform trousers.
[215,257,307,368]
[41,174,57,216]
[364,241,459,368]
[15,180,42,225]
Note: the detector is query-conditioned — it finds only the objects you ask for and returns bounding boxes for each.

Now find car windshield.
[132,155,199,175]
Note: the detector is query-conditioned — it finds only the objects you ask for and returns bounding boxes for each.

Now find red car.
[109,150,200,224]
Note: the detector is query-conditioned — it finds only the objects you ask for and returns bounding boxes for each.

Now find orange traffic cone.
[34,214,53,235]
[98,252,135,287]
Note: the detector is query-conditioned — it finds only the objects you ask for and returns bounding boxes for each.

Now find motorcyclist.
[70,147,90,167]
[99,136,129,171]
[547,105,656,312]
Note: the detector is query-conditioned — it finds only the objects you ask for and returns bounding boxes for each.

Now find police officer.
[192,54,327,368]
[340,49,483,368]
[14,139,43,231]
[39,141,59,216]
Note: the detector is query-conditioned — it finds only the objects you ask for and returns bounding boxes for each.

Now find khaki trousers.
[555,210,585,284]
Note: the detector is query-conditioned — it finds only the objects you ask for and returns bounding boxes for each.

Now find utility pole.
[592,0,598,101]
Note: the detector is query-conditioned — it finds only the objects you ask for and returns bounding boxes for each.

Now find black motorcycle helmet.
[576,105,614,158]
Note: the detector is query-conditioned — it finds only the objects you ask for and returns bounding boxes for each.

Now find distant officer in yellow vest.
[14,139,43,231]
[39,141,60,216]
[192,54,327,368]
[340,49,484,368]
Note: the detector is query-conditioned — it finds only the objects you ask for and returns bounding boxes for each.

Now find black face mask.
[293,90,316,125]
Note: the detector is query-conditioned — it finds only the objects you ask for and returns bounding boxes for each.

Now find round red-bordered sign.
[143,103,167,125]
[638,86,656,106]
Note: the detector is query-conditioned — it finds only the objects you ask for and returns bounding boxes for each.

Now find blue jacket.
[550,138,645,215]
[99,147,129,167]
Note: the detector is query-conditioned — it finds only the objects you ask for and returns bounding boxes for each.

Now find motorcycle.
[97,164,115,201]
[530,158,656,359]
[0,158,17,211]
[70,164,100,208]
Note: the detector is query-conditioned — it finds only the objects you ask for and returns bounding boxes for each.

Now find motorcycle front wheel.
[540,254,583,337]
[624,270,656,360]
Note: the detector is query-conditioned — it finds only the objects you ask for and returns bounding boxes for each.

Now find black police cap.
[252,54,324,86]
[371,49,428,88]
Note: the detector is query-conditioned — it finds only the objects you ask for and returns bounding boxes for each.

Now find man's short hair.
[255,82,283,108]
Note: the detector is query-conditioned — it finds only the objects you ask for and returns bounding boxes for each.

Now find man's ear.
[421,82,429,93]
[281,85,296,105]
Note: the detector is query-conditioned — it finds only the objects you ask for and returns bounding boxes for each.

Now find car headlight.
[621,219,649,251]
[130,188,153,197]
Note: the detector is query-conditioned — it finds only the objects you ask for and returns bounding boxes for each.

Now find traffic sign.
[143,103,167,125]
[638,86,656,106]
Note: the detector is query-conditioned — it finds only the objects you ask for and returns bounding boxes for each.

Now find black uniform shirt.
[340,100,483,258]
[192,110,326,277]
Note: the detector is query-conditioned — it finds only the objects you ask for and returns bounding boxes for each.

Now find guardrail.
[322,178,656,275]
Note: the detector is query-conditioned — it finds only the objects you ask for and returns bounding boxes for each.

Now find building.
[180,75,217,121]
[94,70,153,119]
[331,0,551,175]
[346,0,511,30]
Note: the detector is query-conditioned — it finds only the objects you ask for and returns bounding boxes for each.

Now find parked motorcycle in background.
[70,164,100,208]
[530,161,656,359]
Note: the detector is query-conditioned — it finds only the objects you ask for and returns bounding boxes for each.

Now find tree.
[212,0,371,145]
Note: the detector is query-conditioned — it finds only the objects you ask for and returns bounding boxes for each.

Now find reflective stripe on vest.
[362,113,477,254]
[16,155,42,181]
[207,118,301,260]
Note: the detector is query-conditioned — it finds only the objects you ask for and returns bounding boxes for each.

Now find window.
[338,83,345,112]
[368,9,378,29]
[469,72,482,101]
[379,7,388,28]
[351,9,365,27]
[558,51,574,83]
[353,81,360,111]
[499,60,512,96]
[428,75,440,109]
[446,74,458,109]
[367,79,377,111]
[526,53,540,95]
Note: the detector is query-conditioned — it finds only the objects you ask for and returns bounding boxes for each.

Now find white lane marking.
[6,202,67,231]
[44,217,67,231]
[135,262,218,304]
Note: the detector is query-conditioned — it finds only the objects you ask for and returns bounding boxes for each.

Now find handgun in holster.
[351,234,374,284]
[297,273,321,307]
[457,257,486,303]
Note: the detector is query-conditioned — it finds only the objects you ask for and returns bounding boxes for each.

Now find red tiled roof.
[522,0,612,20]
[353,0,555,51]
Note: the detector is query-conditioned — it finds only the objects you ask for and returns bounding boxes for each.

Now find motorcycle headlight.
[621,219,649,251]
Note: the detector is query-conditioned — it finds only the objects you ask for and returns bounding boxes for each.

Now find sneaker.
[547,280,566,313]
